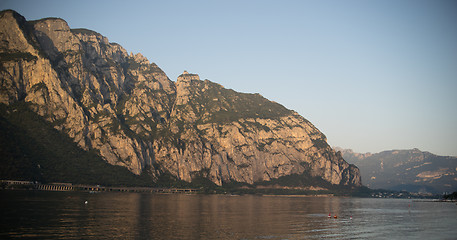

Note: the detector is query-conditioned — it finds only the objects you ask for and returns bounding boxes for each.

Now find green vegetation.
[180,80,292,124]
[186,172,367,196]
[30,82,48,93]
[121,56,141,71]
[28,17,65,23]
[70,28,101,36]
[443,191,457,201]
[0,51,37,62]
[256,172,332,188]
[311,138,330,149]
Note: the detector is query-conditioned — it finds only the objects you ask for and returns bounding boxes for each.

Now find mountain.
[337,147,457,193]
[0,102,165,187]
[0,10,361,189]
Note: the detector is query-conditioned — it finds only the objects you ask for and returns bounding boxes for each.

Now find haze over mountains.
[0,10,361,189]
[337,147,457,194]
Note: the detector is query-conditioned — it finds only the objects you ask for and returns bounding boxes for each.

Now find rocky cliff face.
[0,10,361,187]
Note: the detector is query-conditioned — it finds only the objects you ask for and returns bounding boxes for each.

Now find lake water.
[1,191,456,239]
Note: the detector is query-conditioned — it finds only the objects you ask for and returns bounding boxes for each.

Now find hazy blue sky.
[2,0,456,156]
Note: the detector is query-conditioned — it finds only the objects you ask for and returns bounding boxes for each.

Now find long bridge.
[0,180,199,193]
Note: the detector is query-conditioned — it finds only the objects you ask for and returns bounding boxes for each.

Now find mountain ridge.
[337,147,457,193]
[0,10,361,188]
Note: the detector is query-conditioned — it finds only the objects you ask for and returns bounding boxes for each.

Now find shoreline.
[0,180,198,194]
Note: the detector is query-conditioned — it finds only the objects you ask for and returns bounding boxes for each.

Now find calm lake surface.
[1,191,456,239]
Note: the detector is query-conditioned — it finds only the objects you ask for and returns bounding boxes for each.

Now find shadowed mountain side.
[0,102,161,186]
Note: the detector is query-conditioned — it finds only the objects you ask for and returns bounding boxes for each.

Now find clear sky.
[2,0,456,156]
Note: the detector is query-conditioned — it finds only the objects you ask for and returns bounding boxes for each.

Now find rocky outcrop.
[0,10,361,187]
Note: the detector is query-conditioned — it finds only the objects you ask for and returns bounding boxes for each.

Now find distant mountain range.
[336,147,457,193]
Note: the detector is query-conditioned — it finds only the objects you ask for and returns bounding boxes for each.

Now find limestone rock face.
[0,10,361,187]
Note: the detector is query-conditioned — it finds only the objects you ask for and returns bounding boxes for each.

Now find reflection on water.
[1,191,456,239]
